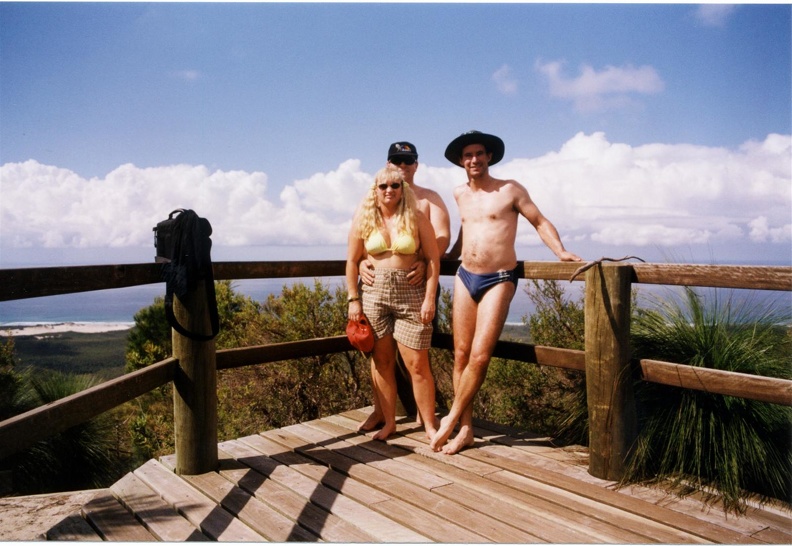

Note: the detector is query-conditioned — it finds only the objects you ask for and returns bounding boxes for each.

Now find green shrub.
[626,287,792,511]
[7,372,126,493]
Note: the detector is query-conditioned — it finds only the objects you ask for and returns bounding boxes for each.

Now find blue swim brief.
[457,265,519,303]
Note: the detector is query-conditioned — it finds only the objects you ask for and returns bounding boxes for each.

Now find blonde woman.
[346,166,440,440]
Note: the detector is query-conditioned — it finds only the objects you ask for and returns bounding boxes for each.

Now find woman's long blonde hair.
[356,166,418,240]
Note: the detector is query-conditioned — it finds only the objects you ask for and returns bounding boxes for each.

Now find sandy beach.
[0,322,134,337]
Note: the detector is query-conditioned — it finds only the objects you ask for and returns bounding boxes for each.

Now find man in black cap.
[430,130,581,454]
[356,140,452,433]
[361,141,451,286]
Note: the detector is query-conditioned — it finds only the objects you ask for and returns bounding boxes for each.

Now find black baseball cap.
[387,141,418,160]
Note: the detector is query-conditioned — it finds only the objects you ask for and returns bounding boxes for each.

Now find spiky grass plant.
[626,286,791,512]
[9,372,123,493]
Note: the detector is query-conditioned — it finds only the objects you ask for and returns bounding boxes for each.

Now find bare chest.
[457,191,516,226]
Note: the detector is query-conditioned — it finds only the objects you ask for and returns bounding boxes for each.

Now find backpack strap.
[164,265,220,342]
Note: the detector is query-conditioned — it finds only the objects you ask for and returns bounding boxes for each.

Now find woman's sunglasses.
[378,183,402,191]
[389,157,416,166]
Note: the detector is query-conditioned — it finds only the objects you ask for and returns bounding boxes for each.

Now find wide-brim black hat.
[444,130,505,167]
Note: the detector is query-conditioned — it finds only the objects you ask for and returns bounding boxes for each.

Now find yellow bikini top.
[365,230,417,255]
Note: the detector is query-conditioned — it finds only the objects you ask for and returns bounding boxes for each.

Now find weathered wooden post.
[584,263,637,480]
[172,279,218,475]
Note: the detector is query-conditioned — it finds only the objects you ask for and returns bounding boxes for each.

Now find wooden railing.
[1,260,790,481]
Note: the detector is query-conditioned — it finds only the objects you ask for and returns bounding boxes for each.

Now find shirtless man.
[430,130,582,454]
[357,141,451,433]
[362,141,452,279]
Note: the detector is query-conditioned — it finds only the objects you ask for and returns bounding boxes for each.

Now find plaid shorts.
[361,268,433,350]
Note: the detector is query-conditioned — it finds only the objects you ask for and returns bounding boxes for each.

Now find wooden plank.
[45,514,103,541]
[257,427,505,542]
[237,433,483,543]
[283,422,453,491]
[217,439,428,543]
[0,259,587,303]
[378,417,740,544]
[216,336,353,370]
[160,453,318,542]
[208,442,379,543]
[213,260,346,280]
[0,263,161,301]
[324,415,676,544]
[318,413,501,478]
[476,419,785,541]
[110,472,208,541]
[0,261,347,302]
[432,483,617,544]
[491,467,709,543]
[385,436,645,544]
[606,477,792,540]
[273,424,539,543]
[475,421,609,485]
[80,490,157,542]
[0,357,177,460]
[641,359,792,406]
[240,434,393,506]
[429,333,586,371]
[281,423,450,491]
[631,263,792,291]
[438,425,769,544]
[508,469,708,543]
[520,261,585,282]
[338,410,572,481]
[133,458,263,542]
[468,443,761,544]
[682,489,792,538]
[751,525,792,543]
[739,503,792,537]
[4,261,786,300]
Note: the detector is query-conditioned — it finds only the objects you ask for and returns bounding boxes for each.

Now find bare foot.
[423,416,441,440]
[372,421,396,441]
[429,415,456,452]
[416,412,423,426]
[441,424,475,455]
[357,410,384,433]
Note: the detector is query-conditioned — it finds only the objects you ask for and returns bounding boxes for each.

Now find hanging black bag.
[154,208,220,341]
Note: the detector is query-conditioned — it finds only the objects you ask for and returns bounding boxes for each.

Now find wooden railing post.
[172,280,218,475]
[584,264,637,480]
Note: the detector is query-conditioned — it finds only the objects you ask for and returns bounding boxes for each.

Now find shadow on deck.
[20,408,792,543]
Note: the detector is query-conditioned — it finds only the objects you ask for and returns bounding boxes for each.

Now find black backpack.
[154,209,220,341]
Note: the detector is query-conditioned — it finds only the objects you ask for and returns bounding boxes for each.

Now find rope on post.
[570,255,646,282]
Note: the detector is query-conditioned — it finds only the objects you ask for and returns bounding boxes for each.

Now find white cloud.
[1,133,790,262]
[748,216,792,244]
[493,132,791,250]
[492,64,518,95]
[536,59,664,112]
[694,5,736,27]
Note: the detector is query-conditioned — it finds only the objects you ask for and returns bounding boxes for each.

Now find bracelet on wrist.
[347,296,361,303]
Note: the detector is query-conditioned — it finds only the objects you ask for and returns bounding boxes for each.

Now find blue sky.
[1,2,790,268]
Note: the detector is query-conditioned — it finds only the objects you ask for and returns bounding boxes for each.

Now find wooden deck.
[39,408,791,543]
